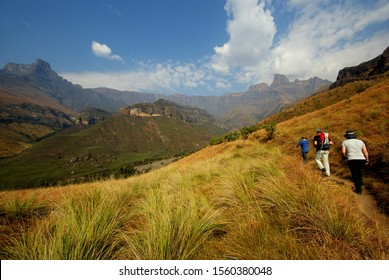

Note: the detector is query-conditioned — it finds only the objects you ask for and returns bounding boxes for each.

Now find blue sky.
[1,0,388,96]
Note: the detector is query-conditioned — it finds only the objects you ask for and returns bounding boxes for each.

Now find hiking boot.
[354,189,362,195]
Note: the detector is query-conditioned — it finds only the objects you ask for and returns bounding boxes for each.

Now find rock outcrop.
[330,47,389,88]
[0,103,73,130]
[121,99,216,124]
[2,59,53,76]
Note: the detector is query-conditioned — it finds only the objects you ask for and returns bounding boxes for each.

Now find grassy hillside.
[257,76,389,213]
[0,85,76,157]
[0,113,225,189]
[0,83,74,114]
[216,100,282,129]
[0,123,34,157]
[1,140,387,259]
[260,76,387,125]
[0,77,388,260]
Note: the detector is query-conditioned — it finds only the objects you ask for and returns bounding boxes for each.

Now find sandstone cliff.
[121,99,216,124]
[330,47,389,88]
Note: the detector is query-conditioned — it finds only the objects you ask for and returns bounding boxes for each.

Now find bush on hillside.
[262,122,277,141]
[355,83,370,93]
[210,136,224,145]
[240,125,257,139]
[210,125,259,145]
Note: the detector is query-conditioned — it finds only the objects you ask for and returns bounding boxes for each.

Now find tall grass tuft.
[6,186,134,259]
[0,195,48,219]
[0,195,50,259]
[119,187,226,259]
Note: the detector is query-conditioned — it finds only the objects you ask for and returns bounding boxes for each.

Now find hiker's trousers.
[315,150,330,176]
[347,160,366,192]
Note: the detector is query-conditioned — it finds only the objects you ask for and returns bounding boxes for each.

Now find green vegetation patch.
[0,114,225,190]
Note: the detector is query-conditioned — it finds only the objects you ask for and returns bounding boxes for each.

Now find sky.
[1,0,388,96]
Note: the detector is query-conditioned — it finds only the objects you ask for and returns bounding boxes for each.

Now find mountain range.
[0,58,331,127]
[1,46,388,189]
[0,57,332,159]
[3,44,388,127]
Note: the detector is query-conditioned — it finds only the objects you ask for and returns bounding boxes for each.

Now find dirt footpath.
[355,190,389,234]
[329,176,389,236]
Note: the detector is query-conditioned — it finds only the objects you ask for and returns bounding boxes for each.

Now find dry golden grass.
[1,139,388,259]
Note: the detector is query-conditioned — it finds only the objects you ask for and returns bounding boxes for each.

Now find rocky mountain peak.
[248,83,270,93]
[270,74,290,88]
[1,58,53,77]
[33,59,52,71]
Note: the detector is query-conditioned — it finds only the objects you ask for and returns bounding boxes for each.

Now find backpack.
[320,132,331,150]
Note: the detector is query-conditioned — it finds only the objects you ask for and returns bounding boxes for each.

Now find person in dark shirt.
[313,128,332,176]
[296,135,309,162]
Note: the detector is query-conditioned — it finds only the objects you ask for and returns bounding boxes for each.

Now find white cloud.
[212,0,389,85]
[64,1,388,96]
[61,61,214,94]
[211,0,276,73]
[105,3,122,17]
[354,1,389,30]
[286,0,324,9]
[91,41,124,63]
[267,0,389,81]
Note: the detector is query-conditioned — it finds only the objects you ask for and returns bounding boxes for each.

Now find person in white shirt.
[341,130,369,195]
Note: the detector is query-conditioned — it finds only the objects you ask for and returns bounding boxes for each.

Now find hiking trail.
[329,176,389,236]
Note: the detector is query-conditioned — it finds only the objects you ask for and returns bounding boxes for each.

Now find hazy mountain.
[213,75,331,128]
[98,75,331,128]
[0,59,331,129]
[0,59,119,112]
[0,58,330,158]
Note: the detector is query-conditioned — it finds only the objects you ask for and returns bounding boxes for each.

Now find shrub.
[210,136,224,145]
[240,125,257,139]
[356,83,369,93]
[224,131,240,142]
[263,122,277,140]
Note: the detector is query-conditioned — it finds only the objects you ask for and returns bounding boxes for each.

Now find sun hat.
[344,130,357,139]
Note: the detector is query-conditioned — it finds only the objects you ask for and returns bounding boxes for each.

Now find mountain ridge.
[1,47,387,161]
[0,59,332,127]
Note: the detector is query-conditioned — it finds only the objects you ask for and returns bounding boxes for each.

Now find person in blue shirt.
[296,135,310,162]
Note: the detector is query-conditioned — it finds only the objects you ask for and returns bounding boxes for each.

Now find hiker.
[313,128,332,176]
[341,130,369,195]
[296,135,309,162]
